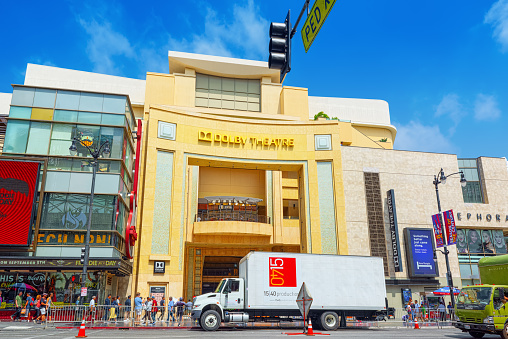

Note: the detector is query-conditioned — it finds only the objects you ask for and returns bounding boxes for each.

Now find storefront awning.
[0,257,132,276]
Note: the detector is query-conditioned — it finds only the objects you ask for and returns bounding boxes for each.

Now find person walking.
[89,296,97,323]
[75,296,81,322]
[104,294,112,322]
[115,296,121,321]
[447,301,454,320]
[40,293,48,322]
[47,292,54,322]
[166,296,176,322]
[25,292,34,322]
[142,297,152,324]
[151,296,158,324]
[186,299,193,316]
[11,291,24,321]
[158,296,165,321]
[176,297,185,326]
[438,301,446,321]
[34,295,41,323]
[124,295,132,322]
[134,293,142,324]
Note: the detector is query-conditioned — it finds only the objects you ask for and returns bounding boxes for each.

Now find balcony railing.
[195,212,271,224]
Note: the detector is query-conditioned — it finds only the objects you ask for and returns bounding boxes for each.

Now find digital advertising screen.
[0,160,41,246]
[404,228,439,278]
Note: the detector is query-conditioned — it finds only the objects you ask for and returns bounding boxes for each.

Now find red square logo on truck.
[269,257,297,287]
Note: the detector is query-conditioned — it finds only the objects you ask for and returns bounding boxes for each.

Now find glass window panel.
[125,141,133,170]
[471,264,480,279]
[209,76,221,90]
[222,100,235,110]
[74,125,101,157]
[248,94,260,103]
[9,106,32,119]
[54,110,78,122]
[102,94,126,114]
[209,99,221,108]
[64,194,90,230]
[196,74,208,89]
[3,120,30,153]
[26,122,51,154]
[469,168,479,181]
[101,113,124,126]
[248,79,260,94]
[235,101,248,111]
[222,78,234,91]
[235,93,248,102]
[459,264,472,279]
[49,124,74,155]
[79,92,103,112]
[457,160,464,167]
[209,90,221,99]
[47,157,73,171]
[11,87,35,107]
[235,79,248,93]
[78,111,102,124]
[100,127,124,159]
[195,97,208,107]
[195,88,208,98]
[55,90,80,110]
[247,102,260,111]
[31,108,54,121]
[33,88,56,108]
[40,193,68,229]
[222,91,235,101]
[72,158,93,172]
[91,195,116,231]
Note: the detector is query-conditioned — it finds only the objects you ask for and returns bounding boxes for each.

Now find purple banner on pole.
[432,214,444,248]
[443,210,457,246]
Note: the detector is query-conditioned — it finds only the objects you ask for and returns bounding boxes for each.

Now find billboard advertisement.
[387,189,403,272]
[0,160,40,246]
[404,228,439,278]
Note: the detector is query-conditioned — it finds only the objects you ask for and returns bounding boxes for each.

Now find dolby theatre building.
[0,51,507,309]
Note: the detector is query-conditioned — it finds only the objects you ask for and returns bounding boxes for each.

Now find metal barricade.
[46,305,135,327]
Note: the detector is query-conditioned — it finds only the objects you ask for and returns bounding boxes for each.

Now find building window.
[195,73,260,112]
[458,159,484,203]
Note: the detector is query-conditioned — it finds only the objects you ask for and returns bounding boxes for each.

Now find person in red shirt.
[151,296,158,324]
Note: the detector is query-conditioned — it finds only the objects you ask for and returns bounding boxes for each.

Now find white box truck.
[191,251,387,331]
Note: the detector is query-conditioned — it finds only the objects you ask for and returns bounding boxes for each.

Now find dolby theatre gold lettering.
[199,131,294,148]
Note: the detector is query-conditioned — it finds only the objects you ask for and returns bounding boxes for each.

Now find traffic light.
[80,247,86,265]
[269,10,291,82]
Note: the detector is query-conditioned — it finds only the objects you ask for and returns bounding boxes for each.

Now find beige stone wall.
[341,146,508,308]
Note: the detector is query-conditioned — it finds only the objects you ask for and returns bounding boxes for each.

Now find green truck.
[455,254,508,338]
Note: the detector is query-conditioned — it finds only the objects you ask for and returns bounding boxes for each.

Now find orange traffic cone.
[414,318,420,329]
[307,318,315,336]
[76,317,87,338]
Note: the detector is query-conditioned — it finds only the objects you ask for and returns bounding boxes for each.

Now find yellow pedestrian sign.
[301,0,337,52]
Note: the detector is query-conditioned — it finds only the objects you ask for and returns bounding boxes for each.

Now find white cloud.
[434,93,466,134]
[78,18,135,75]
[393,121,456,154]
[168,0,268,60]
[474,94,501,121]
[485,0,508,52]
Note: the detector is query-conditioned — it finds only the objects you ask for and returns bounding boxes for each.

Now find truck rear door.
[224,279,244,310]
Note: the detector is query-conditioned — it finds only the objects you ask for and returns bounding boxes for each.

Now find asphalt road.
[0,327,502,339]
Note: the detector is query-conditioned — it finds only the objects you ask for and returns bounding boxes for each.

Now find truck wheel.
[501,322,508,339]
[320,311,339,331]
[200,310,221,331]
[468,331,484,338]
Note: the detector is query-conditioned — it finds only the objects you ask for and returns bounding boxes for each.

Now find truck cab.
[455,285,508,338]
[191,278,247,331]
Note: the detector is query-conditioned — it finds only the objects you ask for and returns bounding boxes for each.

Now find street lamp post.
[433,168,467,310]
[69,137,110,305]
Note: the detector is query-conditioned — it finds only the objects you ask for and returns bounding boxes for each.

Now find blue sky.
[1,0,507,159]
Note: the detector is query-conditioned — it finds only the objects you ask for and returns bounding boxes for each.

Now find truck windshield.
[457,287,492,306]
[214,279,226,293]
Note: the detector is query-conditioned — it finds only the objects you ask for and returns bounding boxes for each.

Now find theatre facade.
[0,51,507,309]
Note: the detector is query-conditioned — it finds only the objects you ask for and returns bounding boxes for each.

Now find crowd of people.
[6,290,55,324]
[404,299,454,323]
[3,289,193,326]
